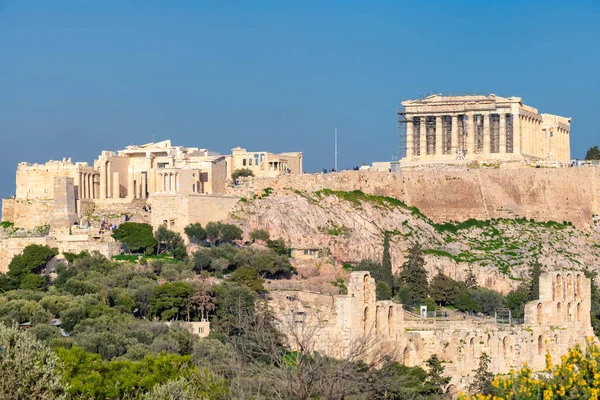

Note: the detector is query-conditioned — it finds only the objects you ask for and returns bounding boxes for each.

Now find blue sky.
[1,1,599,199]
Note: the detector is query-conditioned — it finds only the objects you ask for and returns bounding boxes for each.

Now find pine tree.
[527,260,543,301]
[469,353,495,395]
[398,243,428,304]
[381,231,394,294]
[465,265,477,289]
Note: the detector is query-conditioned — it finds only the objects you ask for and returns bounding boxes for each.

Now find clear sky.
[1,1,599,199]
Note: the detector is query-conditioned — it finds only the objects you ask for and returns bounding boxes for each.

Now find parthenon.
[400,94,571,163]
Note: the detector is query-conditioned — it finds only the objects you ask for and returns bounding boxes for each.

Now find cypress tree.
[398,243,429,304]
[381,231,394,294]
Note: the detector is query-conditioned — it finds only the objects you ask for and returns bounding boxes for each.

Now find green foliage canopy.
[112,223,157,255]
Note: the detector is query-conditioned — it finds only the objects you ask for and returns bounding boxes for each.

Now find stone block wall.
[241,168,600,229]
[148,194,240,236]
[270,270,596,391]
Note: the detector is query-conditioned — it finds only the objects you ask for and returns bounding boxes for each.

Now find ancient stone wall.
[148,194,239,236]
[0,235,119,273]
[270,271,596,392]
[240,168,600,228]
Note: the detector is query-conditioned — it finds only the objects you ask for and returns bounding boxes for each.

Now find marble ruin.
[1,140,302,232]
[272,270,595,392]
[400,94,571,164]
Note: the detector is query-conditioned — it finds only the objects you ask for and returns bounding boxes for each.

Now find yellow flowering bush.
[460,339,600,400]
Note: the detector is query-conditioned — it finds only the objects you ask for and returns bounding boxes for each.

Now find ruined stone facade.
[272,271,595,391]
[401,94,571,163]
[225,147,303,178]
[2,140,304,233]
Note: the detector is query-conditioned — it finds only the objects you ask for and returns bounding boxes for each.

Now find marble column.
[483,113,491,154]
[77,172,83,199]
[149,170,156,195]
[512,114,521,156]
[106,162,112,198]
[140,173,147,198]
[419,117,426,157]
[499,114,507,154]
[435,115,442,156]
[100,164,107,199]
[87,174,92,199]
[466,113,475,155]
[406,119,414,159]
[451,115,458,156]
[127,167,135,199]
[112,171,119,199]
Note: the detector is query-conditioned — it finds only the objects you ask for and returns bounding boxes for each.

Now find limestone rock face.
[229,189,600,294]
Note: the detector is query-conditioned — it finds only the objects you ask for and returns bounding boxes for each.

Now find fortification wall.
[1,199,15,223]
[0,235,119,273]
[270,271,596,392]
[148,194,239,236]
[240,168,600,228]
[4,199,54,230]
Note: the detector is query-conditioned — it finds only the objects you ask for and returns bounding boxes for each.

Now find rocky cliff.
[232,168,600,230]
[229,188,600,294]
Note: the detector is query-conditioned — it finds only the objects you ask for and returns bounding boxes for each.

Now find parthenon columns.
[466,113,475,155]
[499,114,507,153]
[451,115,458,155]
[435,116,442,156]
[483,113,491,154]
[406,120,413,158]
[419,118,426,157]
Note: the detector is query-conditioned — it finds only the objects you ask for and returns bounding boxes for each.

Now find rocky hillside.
[228,188,600,294]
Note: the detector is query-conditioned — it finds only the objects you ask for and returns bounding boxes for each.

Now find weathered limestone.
[50,177,78,232]
[240,169,600,229]
[148,193,240,236]
[271,271,595,392]
[401,94,571,164]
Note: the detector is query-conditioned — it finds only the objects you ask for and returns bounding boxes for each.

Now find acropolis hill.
[1,97,599,394]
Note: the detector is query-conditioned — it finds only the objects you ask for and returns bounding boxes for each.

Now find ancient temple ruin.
[399,94,571,163]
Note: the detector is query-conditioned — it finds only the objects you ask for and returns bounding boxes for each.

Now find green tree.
[585,268,600,337]
[192,250,212,273]
[205,222,243,245]
[231,168,254,182]
[527,260,543,301]
[381,231,394,294]
[144,369,229,400]
[470,288,506,315]
[112,223,157,255]
[585,145,600,160]
[183,223,206,244]
[249,228,270,242]
[150,281,194,320]
[1,244,58,290]
[376,281,392,300]
[355,259,384,282]
[57,346,196,399]
[154,226,185,255]
[465,265,477,289]
[397,244,428,304]
[230,266,265,292]
[429,272,456,306]
[469,352,495,396]
[423,354,450,396]
[0,323,68,399]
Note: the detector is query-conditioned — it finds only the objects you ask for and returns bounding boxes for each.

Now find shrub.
[249,228,270,242]
[112,222,157,254]
[184,223,206,244]
[231,168,254,182]
[0,324,68,399]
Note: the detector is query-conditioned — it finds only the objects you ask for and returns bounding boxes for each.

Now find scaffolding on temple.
[397,105,408,161]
